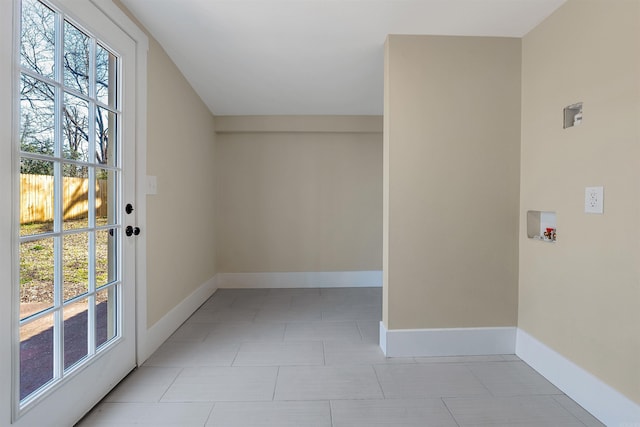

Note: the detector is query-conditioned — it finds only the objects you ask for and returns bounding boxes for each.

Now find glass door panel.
[96,107,117,167]
[63,297,89,370]
[19,159,54,236]
[62,92,90,162]
[19,313,55,400]
[62,232,89,301]
[96,228,117,288]
[19,74,55,157]
[20,0,56,79]
[19,237,55,319]
[16,0,135,418]
[62,164,89,230]
[96,287,117,349]
[63,20,90,95]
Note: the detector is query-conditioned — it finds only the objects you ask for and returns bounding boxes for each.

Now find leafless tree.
[20,0,114,177]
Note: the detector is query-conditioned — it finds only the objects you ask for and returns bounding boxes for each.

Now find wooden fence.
[20,174,109,224]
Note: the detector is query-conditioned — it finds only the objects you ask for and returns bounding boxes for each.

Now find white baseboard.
[379,322,388,354]
[216,271,382,289]
[137,275,218,364]
[516,328,640,427]
[379,322,517,357]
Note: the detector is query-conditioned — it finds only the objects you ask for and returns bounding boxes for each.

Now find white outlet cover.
[585,186,604,214]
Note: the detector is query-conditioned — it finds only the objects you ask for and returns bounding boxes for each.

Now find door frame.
[90,0,152,365]
[0,0,149,425]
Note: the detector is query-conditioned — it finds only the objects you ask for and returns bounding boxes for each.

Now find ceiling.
[121,0,566,116]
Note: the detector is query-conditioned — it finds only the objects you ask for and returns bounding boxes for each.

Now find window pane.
[96,228,116,288]
[63,92,90,162]
[96,107,116,166]
[64,298,89,370]
[20,237,55,320]
[96,44,116,108]
[20,0,55,79]
[96,168,116,226]
[63,21,90,95]
[20,160,54,236]
[63,165,89,230]
[63,233,88,301]
[20,74,55,157]
[20,313,54,400]
[96,286,117,348]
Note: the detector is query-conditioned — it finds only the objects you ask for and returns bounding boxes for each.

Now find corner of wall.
[519,0,640,410]
[138,275,218,364]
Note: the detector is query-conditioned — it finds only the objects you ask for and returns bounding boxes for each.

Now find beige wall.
[135,35,218,327]
[384,35,521,329]
[519,0,640,404]
[145,36,218,326]
[215,117,382,273]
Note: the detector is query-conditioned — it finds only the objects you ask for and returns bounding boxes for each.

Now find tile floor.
[77,288,604,426]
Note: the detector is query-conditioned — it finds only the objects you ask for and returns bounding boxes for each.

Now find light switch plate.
[585,186,603,214]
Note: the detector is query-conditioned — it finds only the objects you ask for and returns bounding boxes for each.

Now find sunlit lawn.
[20,218,111,306]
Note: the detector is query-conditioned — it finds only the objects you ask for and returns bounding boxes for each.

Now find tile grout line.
[551,395,597,427]
[322,340,327,366]
[371,363,387,399]
[271,366,280,401]
[202,401,217,427]
[463,362,495,397]
[355,320,364,341]
[229,339,241,367]
[441,397,462,427]
[328,399,335,427]
[157,366,184,403]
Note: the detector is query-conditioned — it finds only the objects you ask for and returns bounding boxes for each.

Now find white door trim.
[89,0,150,366]
[0,0,18,425]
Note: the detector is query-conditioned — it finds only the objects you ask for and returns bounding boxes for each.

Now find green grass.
[20,218,112,304]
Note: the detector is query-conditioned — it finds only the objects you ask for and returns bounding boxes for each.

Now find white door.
[11,0,137,424]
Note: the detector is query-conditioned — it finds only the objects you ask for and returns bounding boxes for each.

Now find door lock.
[126,225,141,237]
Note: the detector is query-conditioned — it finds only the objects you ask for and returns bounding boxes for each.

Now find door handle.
[126,226,141,237]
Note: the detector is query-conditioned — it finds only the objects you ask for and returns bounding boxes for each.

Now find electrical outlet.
[585,186,604,214]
